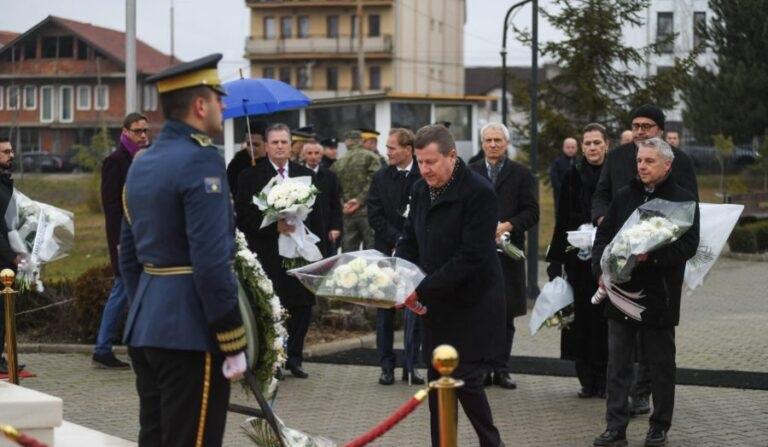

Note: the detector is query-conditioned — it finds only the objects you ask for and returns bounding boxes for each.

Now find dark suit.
[367,162,422,374]
[470,158,539,374]
[311,165,343,257]
[226,148,255,199]
[102,143,133,277]
[235,160,322,368]
[0,174,15,357]
[396,159,505,447]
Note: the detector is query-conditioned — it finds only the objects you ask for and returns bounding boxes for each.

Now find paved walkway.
[12,258,768,446]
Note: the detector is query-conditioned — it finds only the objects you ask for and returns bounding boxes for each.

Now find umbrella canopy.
[221,78,311,120]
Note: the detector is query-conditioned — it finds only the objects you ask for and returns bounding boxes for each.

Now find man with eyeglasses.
[92,112,151,369]
[591,104,698,428]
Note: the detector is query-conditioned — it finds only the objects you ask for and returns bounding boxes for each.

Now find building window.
[391,102,431,130]
[327,15,339,38]
[77,39,89,60]
[41,36,74,58]
[41,36,57,58]
[351,15,359,38]
[693,11,706,48]
[298,16,310,38]
[94,85,109,111]
[326,67,338,90]
[59,85,74,122]
[23,85,36,110]
[280,16,293,38]
[279,67,292,85]
[58,36,74,58]
[76,85,91,110]
[264,17,276,40]
[297,66,310,89]
[23,43,36,60]
[40,86,54,122]
[369,66,381,90]
[263,66,275,78]
[657,12,674,54]
[351,66,360,91]
[142,85,157,111]
[7,86,20,110]
[368,14,380,37]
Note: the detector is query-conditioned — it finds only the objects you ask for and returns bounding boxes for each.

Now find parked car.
[19,151,64,173]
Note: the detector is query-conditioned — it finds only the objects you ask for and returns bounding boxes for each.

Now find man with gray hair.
[470,122,539,390]
[591,136,699,447]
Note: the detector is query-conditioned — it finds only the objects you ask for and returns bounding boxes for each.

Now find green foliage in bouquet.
[728,226,758,254]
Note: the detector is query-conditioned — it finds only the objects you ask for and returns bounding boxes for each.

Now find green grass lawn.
[12,172,764,282]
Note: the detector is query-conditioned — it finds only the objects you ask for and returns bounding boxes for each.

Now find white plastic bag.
[684,203,743,294]
[529,277,574,335]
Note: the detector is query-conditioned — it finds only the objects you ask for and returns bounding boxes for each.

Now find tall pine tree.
[683,0,768,145]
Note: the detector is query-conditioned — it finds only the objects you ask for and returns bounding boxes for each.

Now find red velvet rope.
[344,389,428,447]
[15,434,49,447]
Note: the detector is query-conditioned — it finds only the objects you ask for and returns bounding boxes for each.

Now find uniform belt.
[143,265,194,275]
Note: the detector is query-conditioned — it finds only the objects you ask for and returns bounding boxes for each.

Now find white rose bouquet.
[4,189,75,292]
[288,250,426,312]
[592,198,696,320]
[253,175,322,268]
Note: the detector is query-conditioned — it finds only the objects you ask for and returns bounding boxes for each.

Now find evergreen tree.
[510,0,693,176]
[682,0,768,145]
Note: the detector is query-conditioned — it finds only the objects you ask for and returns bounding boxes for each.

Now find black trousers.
[606,320,676,433]
[128,347,230,447]
[427,362,505,447]
[631,334,653,398]
[286,305,312,368]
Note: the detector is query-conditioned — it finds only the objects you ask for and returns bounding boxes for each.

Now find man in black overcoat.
[300,141,342,257]
[0,134,19,375]
[235,123,323,379]
[470,122,539,390]
[367,128,424,386]
[591,137,699,447]
[591,104,698,417]
[396,125,506,447]
[226,127,265,198]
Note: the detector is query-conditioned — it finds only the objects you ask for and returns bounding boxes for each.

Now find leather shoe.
[288,365,309,379]
[401,370,425,385]
[578,387,596,398]
[645,426,667,447]
[493,372,517,389]
[379,370,395,385]
[483,372,493,387]
[593,429,627,446]
[630,395,651,416]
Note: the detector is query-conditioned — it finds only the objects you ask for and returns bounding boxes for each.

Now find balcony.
[246,34,393,58]
[246,0,393,7]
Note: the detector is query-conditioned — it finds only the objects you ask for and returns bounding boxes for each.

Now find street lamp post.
[501,0,541,299]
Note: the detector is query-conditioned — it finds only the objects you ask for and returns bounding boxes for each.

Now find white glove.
[222,352,247,381]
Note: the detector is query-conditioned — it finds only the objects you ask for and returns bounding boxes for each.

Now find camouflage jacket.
[331,145,381,215]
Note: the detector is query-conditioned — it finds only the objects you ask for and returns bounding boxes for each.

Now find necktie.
[396,170,409,214]
[489,163,501,185]
[278,167,285,178]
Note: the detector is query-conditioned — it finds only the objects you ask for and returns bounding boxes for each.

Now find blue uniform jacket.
[119,119,244,355]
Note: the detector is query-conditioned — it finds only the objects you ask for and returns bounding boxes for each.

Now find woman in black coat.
[546,123,609,398]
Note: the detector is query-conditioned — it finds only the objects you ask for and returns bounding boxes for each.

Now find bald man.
[549,137,578,209]
[620,130,634,146]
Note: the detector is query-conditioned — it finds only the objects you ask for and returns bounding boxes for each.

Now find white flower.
[337,270,359,289]
[347,257,367,273]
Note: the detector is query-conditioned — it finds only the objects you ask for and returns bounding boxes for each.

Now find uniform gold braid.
[219,336,247,353]
[215,325,245,342]
[122,186,132,224]
[195,352,212,447]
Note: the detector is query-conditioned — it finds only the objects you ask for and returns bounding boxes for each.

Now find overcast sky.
[0,0,560,79]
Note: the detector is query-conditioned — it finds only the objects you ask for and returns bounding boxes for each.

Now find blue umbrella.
[221,78,312,120]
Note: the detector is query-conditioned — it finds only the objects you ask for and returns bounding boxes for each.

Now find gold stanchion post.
[430,345,464,447]
[1,268,19,384]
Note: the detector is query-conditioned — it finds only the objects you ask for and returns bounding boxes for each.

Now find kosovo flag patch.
[204,177,222,193]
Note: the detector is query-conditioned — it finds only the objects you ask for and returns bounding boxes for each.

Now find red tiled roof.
[0,31,20,46]
[52,16,182,74]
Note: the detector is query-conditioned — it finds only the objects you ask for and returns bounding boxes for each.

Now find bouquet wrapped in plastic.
[566,223,596,260]
[497,231,525,260]
[529,277,574,335]
[242,416,338,447]
[253,175,322,268]
[592,198,696,320]
[288,250,426,312]
[4,189,75,292]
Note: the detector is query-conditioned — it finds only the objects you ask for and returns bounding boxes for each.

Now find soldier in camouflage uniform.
[331,130,380,252]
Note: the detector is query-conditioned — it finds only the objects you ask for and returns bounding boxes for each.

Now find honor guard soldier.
[119,53,247,447]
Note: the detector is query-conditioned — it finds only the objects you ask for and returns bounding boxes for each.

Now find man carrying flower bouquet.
[591,137,699,447]
[235,123,323,379]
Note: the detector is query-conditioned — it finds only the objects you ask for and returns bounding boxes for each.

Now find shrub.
[728,226,758,253]
[71,264,116,342]
[15,278,75,341]
[746,221,768,252]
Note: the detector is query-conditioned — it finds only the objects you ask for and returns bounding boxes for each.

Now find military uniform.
[330,133,380,252]
[119,54,245,447]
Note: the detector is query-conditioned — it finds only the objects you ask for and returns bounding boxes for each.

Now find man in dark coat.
[226,126,265,198]
[301,141,342,257]
[92,112,150,369]
[320,137,338,168]
[591,104,698,417]
[591,137,699,447]
[549,137,578,209]
[0,134,19,375]
[470,122,539,390]
[368,128,424,386]
[235,123,323,379]
[396,125,505,447]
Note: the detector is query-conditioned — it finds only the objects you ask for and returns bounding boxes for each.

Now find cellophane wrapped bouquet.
[4,189,75,292]
[288,250,426,312]
[592,198,695,320]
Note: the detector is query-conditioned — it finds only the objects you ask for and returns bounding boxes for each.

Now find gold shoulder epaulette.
[190,133,213,147]
[122,185,132,224]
